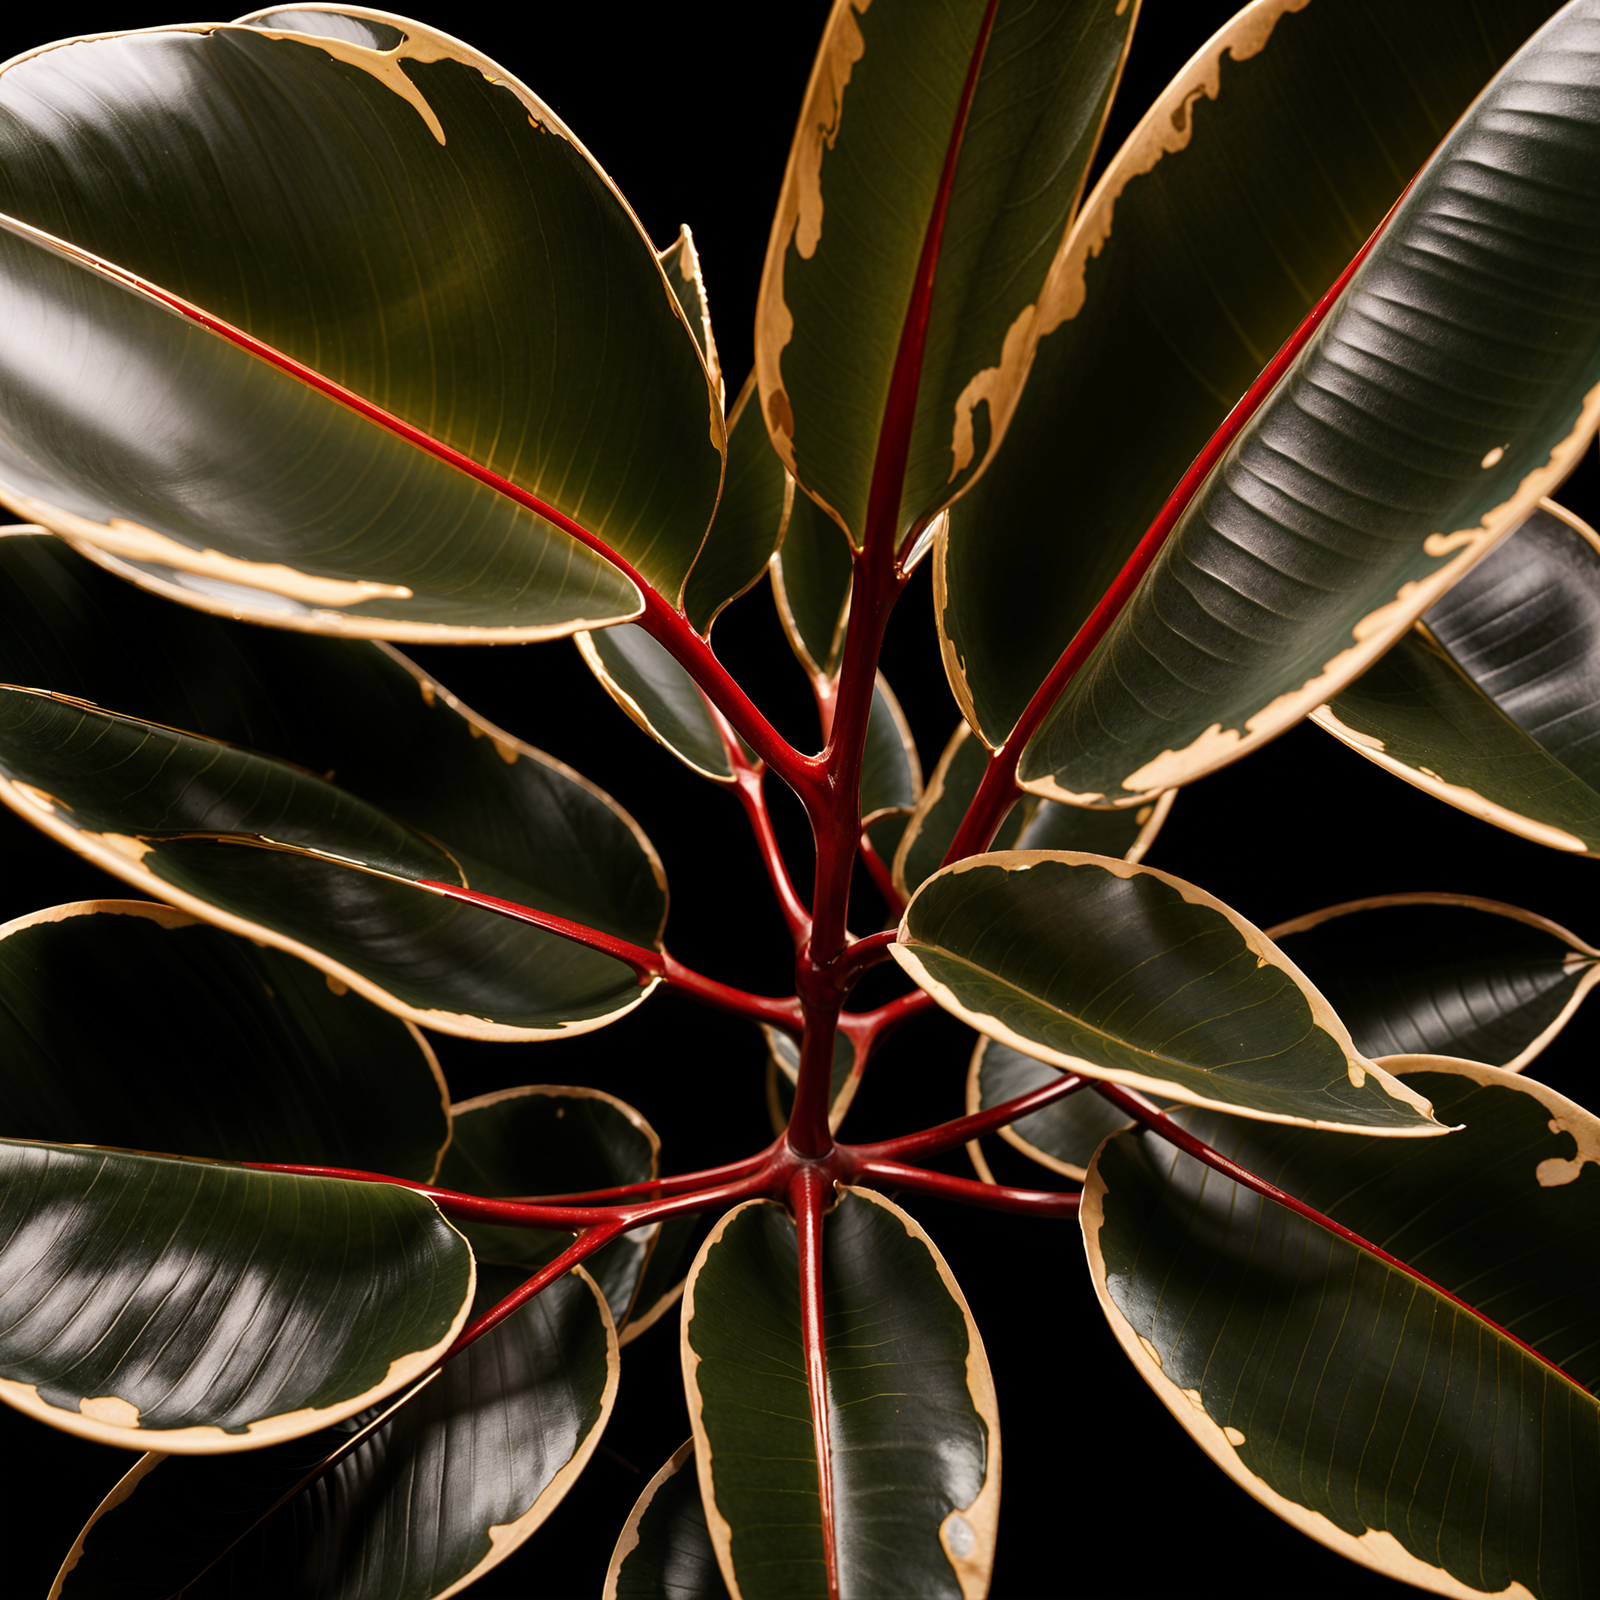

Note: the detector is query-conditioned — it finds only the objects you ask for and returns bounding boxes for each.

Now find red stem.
[448,1222,626,1354]
[704,668,813,946]
[854,1158,1078,1218]
[242,1162,769,1231]
[410,877,803,1031]
[499,1146,776,1206]
[943,187,1410,865]
[844,988,937,1046]
[856,829,904,916]
[855,1072,1091,1165]
[788,3,1002,1157]
[831,927,898,987]
[730,760,813,946]
[413,878,664,977]
[660,952,805,1033]
[790,1165,840,1600]
[1096,1082,1585,1390]
[860,0,1000,562]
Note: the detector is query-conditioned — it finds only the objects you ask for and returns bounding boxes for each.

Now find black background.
[2,4,1596,1597]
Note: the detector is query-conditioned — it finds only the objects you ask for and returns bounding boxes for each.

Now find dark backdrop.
[1,5,1592,1597]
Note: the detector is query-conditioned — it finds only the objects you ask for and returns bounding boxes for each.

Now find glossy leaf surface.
[1269,895,1600,1071]
[1011,3,1600,804]
[893,852,1438,1131]
[683,1189,998,1600]
[436,1086,659,1330]
[0,10,723,630]
[1318,502,1600,853]
[0,531,666,1038]
[941,0,1567,747]
[1085,1061,1600,1597]
[757,0,1135,548]
[0,900,447,1180]
[55,1264,616,1598]
[684,376,791,635]
[605,1440,729,1600]
[0,1140,471,1450]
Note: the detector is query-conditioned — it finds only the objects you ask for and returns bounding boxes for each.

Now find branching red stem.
[787,1,1002,1159]
[500,1146,777,1206]
[831,928,899,987]
[844,988,937,1046]
[943,187,1411,865]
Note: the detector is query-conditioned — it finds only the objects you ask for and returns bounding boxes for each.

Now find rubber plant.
[3,1,1600,1596]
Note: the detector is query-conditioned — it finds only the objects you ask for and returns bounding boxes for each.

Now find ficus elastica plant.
[4,3,1600,1596]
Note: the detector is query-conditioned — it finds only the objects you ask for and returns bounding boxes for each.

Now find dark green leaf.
[771,485,853,688]
[756,0,1135,547]
[894,724,1027,899]
[0,899,447,1180]
[0,531,667,1039]
[941,0,1567,747]
[0,685,656,1037]
[605,1440,729,1600]
[56,1264,616,1598]
[437,1086,659,1331]
[0,1140,471,1449]
[1011,4,1600,804]
[683,1189,998,1600]
[966,1038,1138,1183]
[621,1213,715,1350]
[1084,1061,1600,1598]
[861,674,921,822]
[1318,502,1600,853]
[0,12,722,627]
[893,851,1439,1131]
[578,624,738,782]
[1269,894,1600,1070]
[684,375,792,635]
